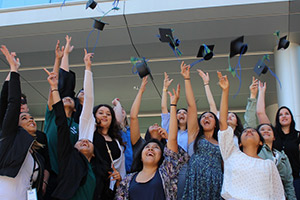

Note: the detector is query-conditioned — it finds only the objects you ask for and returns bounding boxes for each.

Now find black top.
[129,170,165,200]
[51,100,90,200]
[0,73,44,195]
[92,131,121,200]
[35,130,51,172]
[274,131,300,178]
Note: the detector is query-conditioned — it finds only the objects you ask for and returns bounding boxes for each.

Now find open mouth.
[146,152,154,157]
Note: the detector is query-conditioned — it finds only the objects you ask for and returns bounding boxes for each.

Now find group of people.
[0,35,299,200]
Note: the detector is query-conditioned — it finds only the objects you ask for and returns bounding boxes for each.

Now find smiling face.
[278,108,292,127]
[227,112,237,128]
[141,142,162,166]
[74,139,94,160]
[95,106,112,129]
[200,112,216,131]
[19,113,37,134]
[258,124,275,144]
[177,109,187,126]
[240,128,262,150]
[62,96,75,109]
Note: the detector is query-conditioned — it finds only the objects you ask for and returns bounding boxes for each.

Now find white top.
[218,127,285,200]
[79,70,95,142]
[0,151,37,200]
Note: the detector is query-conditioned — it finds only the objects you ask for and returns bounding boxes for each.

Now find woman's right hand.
[168,84,180,105]
[258,80,266,94]
[197,69,209,85]
[140,76,148,93]
[44,68,58,90]
[163,72,173,90]
[180,61,190,79]
[64,35,74,54]
[0,45,20,72]
[55,40,64,59]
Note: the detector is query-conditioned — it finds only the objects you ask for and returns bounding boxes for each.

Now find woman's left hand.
[158,127,168,139]
[108,164,122,182]
[217,71,229,91]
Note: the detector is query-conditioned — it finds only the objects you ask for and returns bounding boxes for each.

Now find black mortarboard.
[277,35,290,50]
[86,0,97,9]
[158,28,174,43]
[197,44,214,60]
[254,59,268,76]
[136,59,151,78]
[230,36,248,58]
[93,20,108,31]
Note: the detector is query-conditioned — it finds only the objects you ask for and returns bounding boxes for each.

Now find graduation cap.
[230,36,248,58]
[131,57,151,78]
[197,44,214,60]
[277,35,290,50]
[86,0,97,9]
[93,20,108,31]
[254,59,268,76]
[158,28,182,57]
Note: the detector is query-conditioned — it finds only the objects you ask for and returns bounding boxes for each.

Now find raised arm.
[218,71,229,131]
[47,40,64,111]
[256,81,271,124]
[167,84,180,153]
[181,61,198,143]
[79,49,95,141]
[161,72,173,114]
[60,35,74,72]
[112,98,124,126]
[244,76,258,128]
[0,45,21,138]
[198,69,218,116]
[130,76,148,145]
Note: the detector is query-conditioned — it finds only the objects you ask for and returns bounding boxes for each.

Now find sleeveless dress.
[182,138,223,200]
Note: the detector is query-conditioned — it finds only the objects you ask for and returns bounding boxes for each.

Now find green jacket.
[259,144,297,200]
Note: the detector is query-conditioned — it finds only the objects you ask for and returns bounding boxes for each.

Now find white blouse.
[0,151,37,200]
[218,127,285,200]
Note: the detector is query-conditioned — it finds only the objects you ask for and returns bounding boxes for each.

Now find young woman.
[45,49,96,200]
[218,71,285,200]
[180,62,222,200]
[130,76,168,160]
[115,84,189,200]
[256,81,299,199]
[199,70,259,143]
[258,124,296,200]
[0,45,44,199]
[93,94,126,199]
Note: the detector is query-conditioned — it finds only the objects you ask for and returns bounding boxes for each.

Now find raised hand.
[64,35,74,54]
[158,127,168,140]
[258,80,266,93]
[163,72,173,90]
[44,68,58,90]
[84,49,93,70]
[140,76,148,93]
[168,84,180,105]
[0,45,20,72]
[217,71,229,91]
[112,98,120,107]
[180,61,190,79]
[55,40,64,59]
[249,76,258,98]
[197,69,209,85]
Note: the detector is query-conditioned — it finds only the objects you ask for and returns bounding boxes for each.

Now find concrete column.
[274,43,300,130]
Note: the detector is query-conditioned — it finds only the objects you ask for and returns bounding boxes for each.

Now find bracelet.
[51,89,58,93]
[204,83,209,86]
[170,104,177,107]
[43,180,48,185]
[184,78,190,80]
[163,88,168,92]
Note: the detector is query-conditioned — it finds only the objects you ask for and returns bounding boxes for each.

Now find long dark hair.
[257,123,277,149]
[130,139,164,173]
[238,127,265,154]
[93,104,124,148]
[275,106,298,138]
[229,112,243,137]
[194,111,219,152]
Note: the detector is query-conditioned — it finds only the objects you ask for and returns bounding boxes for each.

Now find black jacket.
[0,72,44,196]
[51,100,90,200]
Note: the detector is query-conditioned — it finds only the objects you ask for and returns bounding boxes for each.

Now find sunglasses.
[21,98,27,105]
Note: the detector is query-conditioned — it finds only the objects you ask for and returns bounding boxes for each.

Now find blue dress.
[182,138,223,200]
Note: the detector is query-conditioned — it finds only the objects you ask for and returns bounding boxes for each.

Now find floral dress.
[115,146,189,200]
[182,138,223,200]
